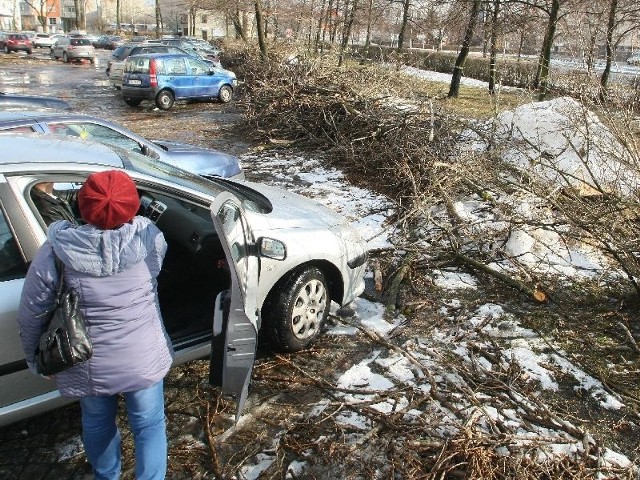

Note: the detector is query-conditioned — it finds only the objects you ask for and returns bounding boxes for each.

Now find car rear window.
[11,34,28,40]
[137,46,169,54]
[125,57,151,73]
[71,39,91,46]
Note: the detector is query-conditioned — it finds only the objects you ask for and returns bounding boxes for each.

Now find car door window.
[165,57,187,75]
[216,201,249,291]
[47,122,143,153]
[0,207,26,279]
[1,126,37,134]
[186,57,209,76]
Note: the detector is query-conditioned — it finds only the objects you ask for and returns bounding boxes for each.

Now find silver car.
[0,111,243,179]
[50,37,95,63]
[0,134,368,425]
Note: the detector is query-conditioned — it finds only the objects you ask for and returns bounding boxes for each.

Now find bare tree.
[488,0,501,94]
[339,0,360,65]
[255,0,269,56]
[155,0,163,38]
[396,0,411,51]
[448,0,481,98]
[73,0,86,30]
[22,0,55,32]
[599,0,640,100]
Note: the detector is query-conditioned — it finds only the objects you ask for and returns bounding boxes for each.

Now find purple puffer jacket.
[16,216,175,397]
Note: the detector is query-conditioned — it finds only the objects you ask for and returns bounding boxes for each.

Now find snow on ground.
[237,65,639,476]
[239,141,635,477]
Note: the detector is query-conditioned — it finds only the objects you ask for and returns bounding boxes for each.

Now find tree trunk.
[116,0,121,34]
[255,0,268,58]
[488,0,500,94]
[534,0,560,101]
[448,0,481,98]
[314,0,327,51]
[599,0,618,102]
[338,0,358,66]
[363,0,373,53]
[155,0,162,39]
[231,9,248,42]
[396,0,411,52]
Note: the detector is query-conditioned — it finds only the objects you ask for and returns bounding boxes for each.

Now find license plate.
[128,79,141,85]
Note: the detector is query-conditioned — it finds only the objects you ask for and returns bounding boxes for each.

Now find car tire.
[218,85,233,103]
[155,90,175,110]
[63,52,69,63]
[50,48,55,59]
[27,49,32,55]
[90,57,95,64]
[263,267,330,352]
[124,97,142,107]
[3,46,9,54]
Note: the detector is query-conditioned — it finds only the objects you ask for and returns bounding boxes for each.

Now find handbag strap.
[52,253,66,301]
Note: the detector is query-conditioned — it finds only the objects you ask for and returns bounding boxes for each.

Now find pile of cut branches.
[229,47,459,205]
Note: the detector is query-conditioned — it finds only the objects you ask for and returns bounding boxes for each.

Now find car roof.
[127,52,191,59]
[0,94,72,112]
[0,134,124,169]
[0,111,94,122]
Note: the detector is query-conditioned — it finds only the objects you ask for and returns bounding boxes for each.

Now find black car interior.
[28,182,229,344]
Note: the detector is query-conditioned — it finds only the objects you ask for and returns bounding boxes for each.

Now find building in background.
[1,0,22,30]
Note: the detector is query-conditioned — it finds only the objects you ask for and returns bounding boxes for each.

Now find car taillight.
[149,59,157,87]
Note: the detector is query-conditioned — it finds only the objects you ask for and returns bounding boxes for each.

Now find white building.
[0,0,21,30]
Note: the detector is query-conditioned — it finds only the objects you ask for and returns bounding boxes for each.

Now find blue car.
[121,53,237,110]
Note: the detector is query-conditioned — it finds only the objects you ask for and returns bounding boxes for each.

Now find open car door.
[208,192,259,422]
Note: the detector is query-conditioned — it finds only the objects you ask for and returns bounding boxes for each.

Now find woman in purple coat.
[17,170,174,480]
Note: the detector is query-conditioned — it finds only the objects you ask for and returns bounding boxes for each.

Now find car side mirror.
[258,237,286,260]
[140,144,149,155]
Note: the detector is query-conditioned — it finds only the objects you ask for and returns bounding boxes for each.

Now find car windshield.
[115,147,272,213]
[71,38,91,46]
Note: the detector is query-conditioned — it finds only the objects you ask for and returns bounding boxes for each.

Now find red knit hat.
[78,170,139,229]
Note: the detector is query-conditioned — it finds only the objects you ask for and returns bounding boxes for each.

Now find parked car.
[122,53,236,110]
[83,33,100,45]
[0,92,71,111]
[107,42,199,89]
[94,34,124,50]
[0,32,32,54]
[627,54,640,66]
[160,38,221,63]
[0,111,243,179]
[0,133,368,425]
[32,33,56,49]
[50,36,95,63]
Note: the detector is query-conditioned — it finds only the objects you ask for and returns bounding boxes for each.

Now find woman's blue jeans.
[79,380,167,480]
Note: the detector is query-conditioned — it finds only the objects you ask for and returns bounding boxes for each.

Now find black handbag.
[35,255,93,376]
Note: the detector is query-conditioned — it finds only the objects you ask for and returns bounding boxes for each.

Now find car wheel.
[155,89,175,110]
[3,46,9,54]
[124,97,142,107]
[218,85,233,103]
[90,57,95,64]
[27,49,32,55]
[63,52,69,63]
[50,48,55,59]
[264,267,330,352]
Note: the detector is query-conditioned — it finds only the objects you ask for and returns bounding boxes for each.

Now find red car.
[0,32,32,54]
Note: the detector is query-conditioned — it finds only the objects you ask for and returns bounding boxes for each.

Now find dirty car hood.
[153,139,242,177]
[237,180,348,231]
